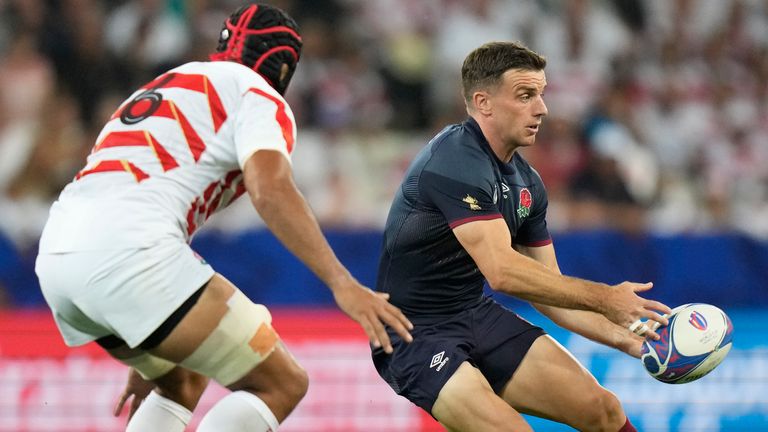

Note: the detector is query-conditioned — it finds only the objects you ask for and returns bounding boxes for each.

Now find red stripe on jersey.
[141,73,228,131]
[95,131,179,171]
[154,101,206,161]
[246,88,294,153]
[197,182,220,220]
[206,170,243,218]
[186,200,200,236]
[75,160,150,183]
[515,238,553,247]
[448,213,503,229]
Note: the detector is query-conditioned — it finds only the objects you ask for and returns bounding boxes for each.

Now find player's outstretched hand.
[622,333,646,359]
[332,280,413,354]
[604,281,672,341]
[113,367,154,421]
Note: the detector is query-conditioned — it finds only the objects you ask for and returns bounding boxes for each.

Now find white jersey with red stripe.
[39,60,296,252]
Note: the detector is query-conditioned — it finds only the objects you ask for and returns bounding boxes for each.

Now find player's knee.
[176,371,210,407]
[155,369,210,410]
[246,361,308,420]
[578,387,625,432]
[259,359,308,406]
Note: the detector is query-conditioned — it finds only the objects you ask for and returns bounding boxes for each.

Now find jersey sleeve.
[419,143,501,228]
[514,169,551,246]
[233,86,297,169]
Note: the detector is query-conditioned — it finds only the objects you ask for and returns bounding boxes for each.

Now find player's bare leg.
[148,273,308,428]
[501,335,627,432]
[107,348,208,431]
[106,356,209,414]
[432,362,533,432]
[150,367,209,411]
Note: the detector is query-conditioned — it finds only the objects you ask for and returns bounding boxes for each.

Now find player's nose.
[534,96,548,117]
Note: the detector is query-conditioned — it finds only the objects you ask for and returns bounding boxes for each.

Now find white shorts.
[35,240,215,348]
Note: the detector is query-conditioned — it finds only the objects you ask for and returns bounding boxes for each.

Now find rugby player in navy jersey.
[372,41,671,432]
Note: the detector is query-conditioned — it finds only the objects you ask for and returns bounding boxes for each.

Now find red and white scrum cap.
[210,3,302,95]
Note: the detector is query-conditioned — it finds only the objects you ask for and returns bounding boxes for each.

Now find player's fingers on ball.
[646,310,669,326]
[645,328,662,341]
[647,300,672,314]
[648,318,663,331]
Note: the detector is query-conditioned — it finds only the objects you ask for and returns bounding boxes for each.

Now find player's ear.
[278,63,291,87]
[472,91,492,115]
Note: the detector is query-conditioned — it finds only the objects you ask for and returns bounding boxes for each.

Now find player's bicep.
[452,218,515,284]
[242,150,294,203]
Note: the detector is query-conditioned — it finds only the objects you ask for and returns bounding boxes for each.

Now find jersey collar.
[463,117,517,176]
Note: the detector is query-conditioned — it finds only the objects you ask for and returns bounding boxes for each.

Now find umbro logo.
[430,351,449,371]
[501,182,510,199]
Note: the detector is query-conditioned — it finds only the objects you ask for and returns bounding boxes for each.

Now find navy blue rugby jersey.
[376,117,552,322]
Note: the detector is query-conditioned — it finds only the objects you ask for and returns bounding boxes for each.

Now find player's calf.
[197,343,308,432]
[227,342,309,421]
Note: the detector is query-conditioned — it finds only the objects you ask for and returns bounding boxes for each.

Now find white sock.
[197,391,279,432]
[125,390,192,432]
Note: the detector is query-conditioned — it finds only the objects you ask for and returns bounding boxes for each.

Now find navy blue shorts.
[371,297,545,413]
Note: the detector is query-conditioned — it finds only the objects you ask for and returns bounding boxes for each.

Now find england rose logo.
[517,188,532,219]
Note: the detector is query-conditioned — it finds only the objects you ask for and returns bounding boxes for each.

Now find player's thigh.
[432,361,532,432]
[500,335,622,426]
[148,272,237,362]
[149,274,304,397]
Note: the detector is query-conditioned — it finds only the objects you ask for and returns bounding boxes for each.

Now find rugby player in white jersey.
[35,3,413,431]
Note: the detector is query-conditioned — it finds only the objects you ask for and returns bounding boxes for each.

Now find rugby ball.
[640,303,733,384]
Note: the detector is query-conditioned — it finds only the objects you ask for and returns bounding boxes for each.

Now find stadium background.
[0,0,766,430]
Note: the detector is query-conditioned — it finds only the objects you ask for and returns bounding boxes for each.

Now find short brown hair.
[461,41,546,103]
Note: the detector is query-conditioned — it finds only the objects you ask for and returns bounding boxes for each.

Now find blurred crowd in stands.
[0,0,767,256]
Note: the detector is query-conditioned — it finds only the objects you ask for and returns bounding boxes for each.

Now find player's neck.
[474,117,518,163]
[488,140,518,163]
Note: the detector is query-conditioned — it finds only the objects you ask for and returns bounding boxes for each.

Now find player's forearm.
[534,304,637,354]
[250,180,353,289]
[487,253,611,313]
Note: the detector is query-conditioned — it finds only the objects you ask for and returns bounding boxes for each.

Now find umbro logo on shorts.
[430,351,449,371]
